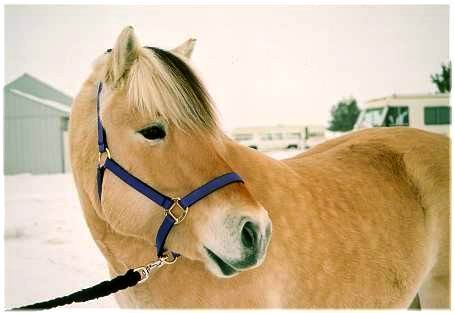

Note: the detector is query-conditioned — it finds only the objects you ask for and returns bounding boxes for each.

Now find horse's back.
[286,127,450,308]
[288,128,449,197]
[291,127,447,162]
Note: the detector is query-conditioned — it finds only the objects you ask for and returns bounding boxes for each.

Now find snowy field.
[4,149,301,309]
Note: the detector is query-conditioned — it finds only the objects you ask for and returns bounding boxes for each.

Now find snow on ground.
[4,174,116,308]
[4,149,301,309]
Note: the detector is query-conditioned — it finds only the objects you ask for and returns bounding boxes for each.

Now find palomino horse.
[69,27,450,308]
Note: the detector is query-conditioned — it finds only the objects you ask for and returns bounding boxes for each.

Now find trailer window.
[358,107,386,127]
[424,106,451,125]
[385,106,409,126]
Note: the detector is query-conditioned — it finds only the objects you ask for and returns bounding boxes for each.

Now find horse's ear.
[106,26,141,86]
[171,38,196,59]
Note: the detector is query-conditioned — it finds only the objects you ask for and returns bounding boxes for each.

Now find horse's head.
[79,27,271,278]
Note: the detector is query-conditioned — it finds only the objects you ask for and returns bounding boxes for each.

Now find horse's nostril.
[241,221,258,249]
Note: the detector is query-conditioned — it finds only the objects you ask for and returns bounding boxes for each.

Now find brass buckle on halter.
[165,197,188,225]
[98,148,111,165]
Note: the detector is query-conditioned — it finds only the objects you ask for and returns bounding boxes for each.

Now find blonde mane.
[104,46,219,133]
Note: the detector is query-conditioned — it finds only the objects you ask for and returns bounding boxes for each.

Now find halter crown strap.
[96,82,108,153]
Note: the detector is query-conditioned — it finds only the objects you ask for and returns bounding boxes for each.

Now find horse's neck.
[221,137,313,216]
[220,137,318,284]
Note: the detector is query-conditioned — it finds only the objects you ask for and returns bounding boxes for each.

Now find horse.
[69,26,450,308]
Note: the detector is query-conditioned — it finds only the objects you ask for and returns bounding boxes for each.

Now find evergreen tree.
[431,62,451,93]
[328,97,361,132]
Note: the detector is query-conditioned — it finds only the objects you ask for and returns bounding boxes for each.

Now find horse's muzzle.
[204,215,272,277]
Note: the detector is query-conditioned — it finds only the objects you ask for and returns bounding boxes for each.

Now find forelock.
[125,46,219,135]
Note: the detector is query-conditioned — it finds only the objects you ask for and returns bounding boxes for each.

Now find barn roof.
[5,73,72,106]
[10,89,70,114]
[366,92,450,104]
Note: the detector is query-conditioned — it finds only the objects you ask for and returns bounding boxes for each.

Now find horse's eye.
[139,125,166,140]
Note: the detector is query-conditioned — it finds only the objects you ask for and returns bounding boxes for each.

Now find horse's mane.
[112,46,219,133]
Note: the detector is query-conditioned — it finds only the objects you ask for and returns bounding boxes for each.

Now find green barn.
[4,73,73,175]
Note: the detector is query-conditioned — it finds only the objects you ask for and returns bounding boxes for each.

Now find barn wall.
[5,117,65,175]
[4,91,67,175]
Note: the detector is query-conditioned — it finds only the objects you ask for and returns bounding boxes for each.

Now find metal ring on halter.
[160,251,179,264]
[164,197,188,225]
[98,147,111,164]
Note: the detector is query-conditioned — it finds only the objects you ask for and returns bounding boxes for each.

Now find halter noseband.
[95,81,243,259]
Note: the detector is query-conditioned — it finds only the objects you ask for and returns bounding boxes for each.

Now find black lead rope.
[10,254,176,310]
[11,269,141,310]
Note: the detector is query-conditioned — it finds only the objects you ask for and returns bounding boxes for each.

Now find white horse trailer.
[355,93,451,136]
[231,125,325,151]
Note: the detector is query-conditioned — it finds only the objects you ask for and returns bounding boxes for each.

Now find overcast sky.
[5,5,449,130]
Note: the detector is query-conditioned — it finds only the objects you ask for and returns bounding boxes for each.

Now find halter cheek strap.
[95,82,244,258]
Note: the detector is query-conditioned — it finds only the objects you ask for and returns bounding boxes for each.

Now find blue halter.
[95,82,244,258]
